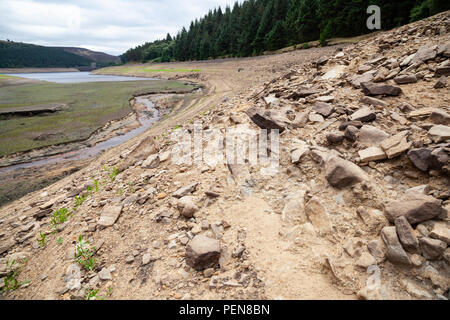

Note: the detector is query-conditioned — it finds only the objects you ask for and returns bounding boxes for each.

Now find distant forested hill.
[55,47,121,65]
[122,0,450,63]
[0,41,120,68]
[0,41,93,68]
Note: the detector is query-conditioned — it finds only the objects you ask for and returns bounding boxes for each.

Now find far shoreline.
[0,67,80,74]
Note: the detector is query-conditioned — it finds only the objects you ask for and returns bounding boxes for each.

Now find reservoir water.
[5,71,156,83]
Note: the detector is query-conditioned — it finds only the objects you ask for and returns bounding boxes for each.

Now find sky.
[0,0,238,56]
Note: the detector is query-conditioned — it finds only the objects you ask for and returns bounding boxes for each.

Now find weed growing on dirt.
[109,167,119,182]
[93,179,100,192]
[50,207,73,232]
[74,194,88,209]
[57,237,63,245]
[2,260,28,292]
[37,232,46,247]
[75,235,96,271]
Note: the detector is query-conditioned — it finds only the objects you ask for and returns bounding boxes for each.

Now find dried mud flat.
[1,12,450,300]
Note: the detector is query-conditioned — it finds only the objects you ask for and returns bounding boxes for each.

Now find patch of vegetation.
[74,194,88,209]
[109,167,119,182]
[2,260,28,292]
[57,236,63,245]
[37,232,47,247]
[302,42,310,49]
[85,287,112,300]
[93,179,100,192]
[50,207,73,232]
[74,236,96,271]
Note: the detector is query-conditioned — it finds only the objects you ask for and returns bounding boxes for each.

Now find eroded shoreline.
[0,86,201,206]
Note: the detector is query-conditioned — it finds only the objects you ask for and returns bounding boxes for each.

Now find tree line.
[121,0,449,63]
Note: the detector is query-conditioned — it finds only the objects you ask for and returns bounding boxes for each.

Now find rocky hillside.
[0,12,449,300]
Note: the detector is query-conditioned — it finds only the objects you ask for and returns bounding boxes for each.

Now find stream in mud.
[0,96,160,174]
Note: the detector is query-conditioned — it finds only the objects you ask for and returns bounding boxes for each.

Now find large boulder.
[185,235,221,271]
[384,193,445,224]
[325,156,368,188]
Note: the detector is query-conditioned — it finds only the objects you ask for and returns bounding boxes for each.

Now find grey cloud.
[0,0,237,55]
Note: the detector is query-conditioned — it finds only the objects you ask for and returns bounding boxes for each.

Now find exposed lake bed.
[0,71,200,205]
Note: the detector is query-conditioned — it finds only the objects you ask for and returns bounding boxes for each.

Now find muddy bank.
[0,88,200,207]
[0,87,199,169]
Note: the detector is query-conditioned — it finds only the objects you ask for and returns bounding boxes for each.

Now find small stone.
[312,102,334,118]
[177,196,199,218]
[172,183,199,198]
[358,147,387,162]
[246,107,286,132]
[97,205,123,227]
[360,96,387,108]
[394,74,417,84]
[356,252,377,268]
[410,254,425,267]
[203,268,215,278]
[125,255,134,264]
[185,235,221,271]
[394,216,419,253]
[325,156,368,188]
[381,227,411,265]
[141,154,160,169]
[345,125,359,141]
[405,185,430,195]
[379,131,411,159]
[430,109,450,125]
[434,76,447,89]
[429,222,450,245]
[304,197,332,235]
[411,45,437,64]
[428,125,450,143]
[360,82,402,96]
[419,237,447,260]
[358,125,389,145]
[98,268,112,281]
[367,239,387,264]
[350,106,376,122]
[309,113,324,123]
[326,132,345,144]
[290,143,309,164]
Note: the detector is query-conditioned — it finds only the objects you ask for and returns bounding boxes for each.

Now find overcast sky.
[0,0,238,56]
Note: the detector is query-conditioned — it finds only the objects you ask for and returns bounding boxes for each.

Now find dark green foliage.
[122,0,448,63]
[0,41,93,68]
